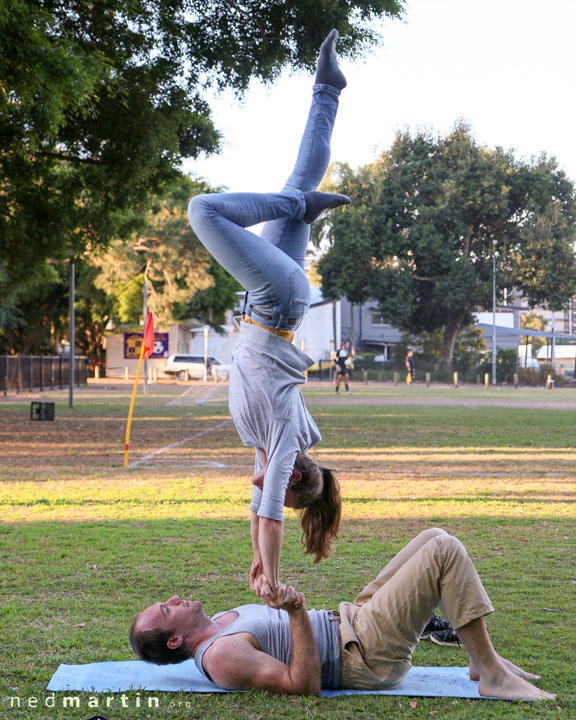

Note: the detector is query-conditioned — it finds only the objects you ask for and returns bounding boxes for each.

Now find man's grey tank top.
[194,604,341,689]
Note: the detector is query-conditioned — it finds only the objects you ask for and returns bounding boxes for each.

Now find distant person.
[187,30,349,602]
[405,349,415,385]
[130,528,555,702]
[335,340,352,393]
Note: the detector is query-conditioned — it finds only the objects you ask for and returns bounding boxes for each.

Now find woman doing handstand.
[188,30,350,601]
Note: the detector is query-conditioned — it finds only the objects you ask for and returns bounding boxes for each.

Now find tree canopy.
[318,122,576,366]
[1,0,405,299]
[0,174,240,358]
[93,174,239,328]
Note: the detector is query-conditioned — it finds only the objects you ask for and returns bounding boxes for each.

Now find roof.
[477,323,576,341]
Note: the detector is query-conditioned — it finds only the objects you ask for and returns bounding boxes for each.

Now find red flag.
[142,312,155,359]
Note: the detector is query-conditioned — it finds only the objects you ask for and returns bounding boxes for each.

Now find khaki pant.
[338,529,494,689]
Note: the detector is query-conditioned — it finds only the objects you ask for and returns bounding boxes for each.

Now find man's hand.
[274,584,306,613]
[253,575,306,611]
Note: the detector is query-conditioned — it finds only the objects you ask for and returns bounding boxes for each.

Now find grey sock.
[303,191,351,224]
[315,29,347,90]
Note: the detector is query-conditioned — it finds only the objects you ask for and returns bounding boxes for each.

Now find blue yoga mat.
[47,660,492,699]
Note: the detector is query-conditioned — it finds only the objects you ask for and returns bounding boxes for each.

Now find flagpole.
[124,341,146,468]
[124,313,154,468]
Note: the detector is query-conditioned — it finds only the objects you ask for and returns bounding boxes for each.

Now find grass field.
[1,380,575,719]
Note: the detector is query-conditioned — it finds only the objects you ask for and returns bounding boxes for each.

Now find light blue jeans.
[188,84,341,331]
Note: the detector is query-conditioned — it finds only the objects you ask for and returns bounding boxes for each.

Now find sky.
[183,0,576,194]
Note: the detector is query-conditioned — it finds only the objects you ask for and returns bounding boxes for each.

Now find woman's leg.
[259,84,342,269]
[188,31,347,330]
[259,29,345,265]
[188,189,306,298]
[240,30,346,323]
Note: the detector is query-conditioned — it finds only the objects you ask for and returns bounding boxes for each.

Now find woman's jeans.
[188,84,341,331]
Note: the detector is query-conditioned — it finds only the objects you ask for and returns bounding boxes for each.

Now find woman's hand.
[249,559,263,592]
[253,573,289,608]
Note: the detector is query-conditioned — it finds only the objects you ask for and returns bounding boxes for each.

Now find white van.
[164,354,230,381]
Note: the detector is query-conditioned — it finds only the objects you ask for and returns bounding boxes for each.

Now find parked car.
[163,354,230,381]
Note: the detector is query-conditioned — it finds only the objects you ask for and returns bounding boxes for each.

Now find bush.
[518,364,572,387]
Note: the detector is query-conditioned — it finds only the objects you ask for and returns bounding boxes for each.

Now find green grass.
[1,382,575,719]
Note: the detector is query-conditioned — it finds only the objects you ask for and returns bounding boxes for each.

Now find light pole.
[203,326,209,383]
[492,240,497,385]
[143,273,149,394]
[69,253,75,408]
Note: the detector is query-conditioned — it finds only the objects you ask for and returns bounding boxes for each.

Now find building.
[104,321,204,378]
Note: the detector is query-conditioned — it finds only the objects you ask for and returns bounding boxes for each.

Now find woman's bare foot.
[469,655,540,682]
[477,660,555,701]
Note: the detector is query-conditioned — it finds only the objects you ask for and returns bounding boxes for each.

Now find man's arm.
[203,587,321,697]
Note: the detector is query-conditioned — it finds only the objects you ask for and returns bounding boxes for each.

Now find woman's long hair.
[292,453,342,563]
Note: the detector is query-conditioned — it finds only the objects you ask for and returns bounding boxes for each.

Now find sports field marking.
[127,420,232,468]
[167,379,229,406]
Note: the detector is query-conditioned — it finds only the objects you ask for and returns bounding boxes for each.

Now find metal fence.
[0,355,88,394]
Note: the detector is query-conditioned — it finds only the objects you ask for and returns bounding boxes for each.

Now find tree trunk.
[438,312,467,368]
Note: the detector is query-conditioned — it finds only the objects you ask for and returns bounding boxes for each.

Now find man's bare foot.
[469,655,540,682]
[478,660,555,701]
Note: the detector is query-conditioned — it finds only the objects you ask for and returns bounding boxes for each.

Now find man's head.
[130,595,207,665]
[341,341,350,349]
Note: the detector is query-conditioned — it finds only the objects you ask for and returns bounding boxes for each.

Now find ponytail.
[299,467,342,563]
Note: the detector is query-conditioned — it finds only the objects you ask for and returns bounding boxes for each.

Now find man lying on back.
[130,528,555,701]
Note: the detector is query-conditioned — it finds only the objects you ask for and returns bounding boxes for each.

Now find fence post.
[393,371,398,386]
[484,373,489,388]
[453,371,458,387]
[125,366,129,381]
[513,373,518,388]
[426,371,430,387]
[363,370,368,385]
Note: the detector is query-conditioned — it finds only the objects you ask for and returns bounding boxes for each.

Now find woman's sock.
[315,29,347,90]
[302,191,351,223]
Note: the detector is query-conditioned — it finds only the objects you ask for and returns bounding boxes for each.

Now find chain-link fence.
[0,355,88,394]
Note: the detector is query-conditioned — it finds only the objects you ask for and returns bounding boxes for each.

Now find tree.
[520,310,547,360]
[0,175,240,358]
[318,123,576,366]
[92,174,240,328]
[0,262,67,354]
[0,0,405,300]
[400,325,487,375]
